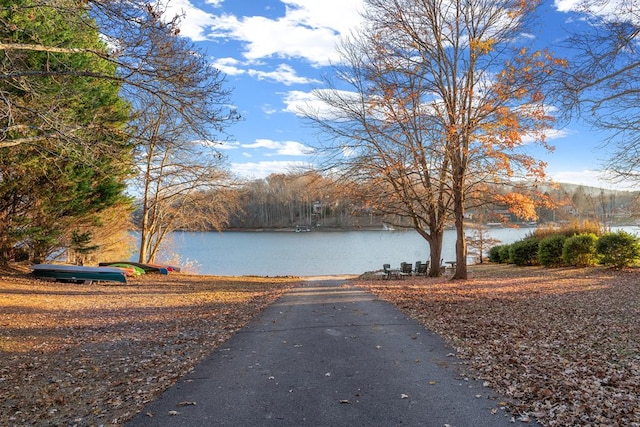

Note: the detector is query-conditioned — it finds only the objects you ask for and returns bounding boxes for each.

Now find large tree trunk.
[428,228,444,277]
[453,211,468,279]
[452,166,468,280]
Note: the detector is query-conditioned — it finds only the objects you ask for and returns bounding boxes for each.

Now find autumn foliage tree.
[308,0,563,279]
[305,12,455,276]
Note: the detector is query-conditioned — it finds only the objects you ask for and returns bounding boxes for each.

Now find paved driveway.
[127,279,534,426]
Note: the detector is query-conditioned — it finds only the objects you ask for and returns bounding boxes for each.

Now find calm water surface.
[157,228,539,276]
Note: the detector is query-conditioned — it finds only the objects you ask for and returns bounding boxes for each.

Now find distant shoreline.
[170,222,640,233]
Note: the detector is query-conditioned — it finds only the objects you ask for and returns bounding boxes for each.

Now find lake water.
[153,227,540,276]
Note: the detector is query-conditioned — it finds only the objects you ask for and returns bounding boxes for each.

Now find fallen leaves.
[0,270,297,426]
[355,264,640,426]
[4,263,639,426]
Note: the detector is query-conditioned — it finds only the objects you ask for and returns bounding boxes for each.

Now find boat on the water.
[31,264,128,284]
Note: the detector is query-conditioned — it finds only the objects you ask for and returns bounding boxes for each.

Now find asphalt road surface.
[127,279,535,426]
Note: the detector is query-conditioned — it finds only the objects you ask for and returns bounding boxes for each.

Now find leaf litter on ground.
[3,263,639,426]
[355,264,640,426]
[0,267,297,426]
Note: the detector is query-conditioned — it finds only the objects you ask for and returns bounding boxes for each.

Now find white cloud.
[211,57,246,76]
[210,14,340,66]
[212,57,316,85]
[262,104,278,115]
[173,0,364,66]
[248,64,320,85]
[282,90,317,116]
[241,139,313,156]
[554,0,639,24]
[554,0,581,13]
[283,0,364,35]
[282,89,360,119]
[161,0,220,41]
[214,141,240,150]
[231,160,313,179]
[520,127,571,145]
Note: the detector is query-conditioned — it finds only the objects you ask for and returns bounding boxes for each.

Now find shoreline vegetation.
[191,220,640,233]
[1,264,638,425]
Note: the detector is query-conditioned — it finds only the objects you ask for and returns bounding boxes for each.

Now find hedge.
[562,233,598,267]
[538,234,567,267]
[596,230,640,268]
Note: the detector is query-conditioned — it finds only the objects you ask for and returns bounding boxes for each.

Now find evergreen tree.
[0,0,132,262]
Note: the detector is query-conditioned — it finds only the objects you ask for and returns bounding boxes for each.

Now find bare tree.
[131,91,236,263]
[307,0,561,278]
[304,27,453,276]
[558,0,640,185]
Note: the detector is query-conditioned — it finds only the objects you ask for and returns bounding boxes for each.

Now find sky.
[160,0,637,190]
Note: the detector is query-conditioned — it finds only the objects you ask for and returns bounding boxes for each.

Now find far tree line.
[198,173,640,232]
[2,1,640,278]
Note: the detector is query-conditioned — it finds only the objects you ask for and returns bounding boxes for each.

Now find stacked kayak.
[31,264,128,284]
[101,263,146,276]
[99,261,181,275]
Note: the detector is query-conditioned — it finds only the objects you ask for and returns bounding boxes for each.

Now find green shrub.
[562,233,598,267]
[538,234,567,267]
[498,244,512,264]
[488,245,503,263]
[596,230,640,268]
[509,238,540,266]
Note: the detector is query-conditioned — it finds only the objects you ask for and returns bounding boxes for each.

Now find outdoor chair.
[415,261,429,276]
[414,261,422,274]
[383,263,400,280]
[400,262,412,277]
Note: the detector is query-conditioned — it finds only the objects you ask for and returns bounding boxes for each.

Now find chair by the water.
[415,261,429,276]
[383,263,398,279]
[400,262,412,277]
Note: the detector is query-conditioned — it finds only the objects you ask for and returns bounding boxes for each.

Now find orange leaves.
[496,192,538,221]
[470,37,497,55]
[531,91,544,103]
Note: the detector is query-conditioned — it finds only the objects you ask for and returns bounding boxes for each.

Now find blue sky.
[161,0,636,190]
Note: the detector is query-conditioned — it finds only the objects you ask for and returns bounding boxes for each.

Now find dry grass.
[0,266,298,426]
[355,264,640,426]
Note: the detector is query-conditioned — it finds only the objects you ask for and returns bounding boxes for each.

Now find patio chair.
[414,261,422,275]
[383,263,399,280]
[415,261,429,276]
[400,262,412,277]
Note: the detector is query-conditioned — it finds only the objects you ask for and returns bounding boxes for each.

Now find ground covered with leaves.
[356,264,640,426]
[0,267,298,426]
